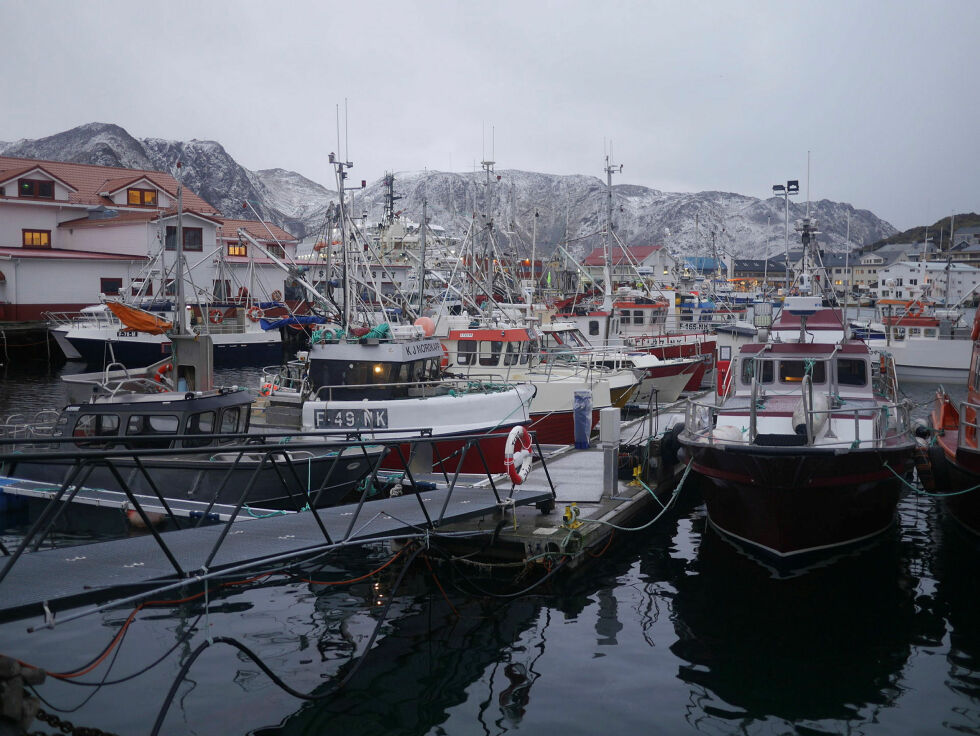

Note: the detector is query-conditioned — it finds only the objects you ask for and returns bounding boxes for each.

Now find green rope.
[882,460,980,497]
[583,461,693,532]
[244,505,287,518]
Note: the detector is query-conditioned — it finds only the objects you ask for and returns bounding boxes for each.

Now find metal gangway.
[0,429,557,622]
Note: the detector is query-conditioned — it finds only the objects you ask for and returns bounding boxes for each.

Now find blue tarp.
[260,315,329,331]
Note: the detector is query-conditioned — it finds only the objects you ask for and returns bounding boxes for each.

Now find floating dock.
[0,400,695,624]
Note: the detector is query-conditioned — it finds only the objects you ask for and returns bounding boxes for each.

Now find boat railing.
[0,411,62,452]
[43,310,121,329]
[956,400,980,450]
[684,394,911,449]
[311,377,521,402]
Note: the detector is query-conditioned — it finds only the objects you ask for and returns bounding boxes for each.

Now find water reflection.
[933,508,980,731]
[666,521,919,732]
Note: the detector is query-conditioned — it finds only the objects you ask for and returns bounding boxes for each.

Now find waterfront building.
[0,156,296,320]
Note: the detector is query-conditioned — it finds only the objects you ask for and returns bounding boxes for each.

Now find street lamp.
[772,180,799,291]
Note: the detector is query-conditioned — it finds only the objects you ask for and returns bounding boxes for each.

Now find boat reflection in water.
[933,508,980,732]
[667,521,918,731]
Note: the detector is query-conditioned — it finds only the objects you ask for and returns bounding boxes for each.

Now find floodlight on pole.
[773,180,799,291]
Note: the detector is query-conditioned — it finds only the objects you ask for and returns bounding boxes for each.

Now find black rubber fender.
[660,423,685,467]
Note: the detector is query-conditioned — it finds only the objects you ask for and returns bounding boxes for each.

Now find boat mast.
[602,152,621,312]
[481,156,496,308]
[329,149,365,329]
[418,198,427,312]
[173,162,185,337]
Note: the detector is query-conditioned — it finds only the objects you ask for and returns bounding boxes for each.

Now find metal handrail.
[0,428,558,589]
[684,394,911,449]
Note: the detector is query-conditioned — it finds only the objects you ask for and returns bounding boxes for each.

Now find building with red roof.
[0,156,297,321]
[581,244,678,287]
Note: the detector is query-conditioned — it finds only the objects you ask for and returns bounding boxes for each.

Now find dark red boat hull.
[686,444,911,558]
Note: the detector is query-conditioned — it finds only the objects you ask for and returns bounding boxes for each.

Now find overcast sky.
[1,0,976,230]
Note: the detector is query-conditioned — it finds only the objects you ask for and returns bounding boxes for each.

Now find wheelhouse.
[446,328,539,371]
[52,389,252,450]
[735,343,873,397]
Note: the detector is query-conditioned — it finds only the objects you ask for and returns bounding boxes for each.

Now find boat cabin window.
[891,328,906,341]
[504,341,521,366]
[924,328,936,338]
[479,340,502,367]
[778,360,826,384]
[72,414,120,448]
[589,320,600,336]
[620,310,631,325]
[908,327,921,337]
[183,410,216,448]
[740,358,774,384]
[837,359,868,387]
[220,407,244,434]
[125,414,179,449]
[457,341,476,366]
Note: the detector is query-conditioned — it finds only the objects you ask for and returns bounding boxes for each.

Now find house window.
[266,244,285,259]
[22,229,51,248]
[18,179,54,199]
[127,188,158,206]
[227,242,247,257]
[165,226,204,251]
[101,278,123,296]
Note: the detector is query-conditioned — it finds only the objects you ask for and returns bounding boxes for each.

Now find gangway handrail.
[0,428,558,594]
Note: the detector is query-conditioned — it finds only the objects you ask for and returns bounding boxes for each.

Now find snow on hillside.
[1,124,898,256]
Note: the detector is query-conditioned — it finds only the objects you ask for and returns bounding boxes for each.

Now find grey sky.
[1,0,976,230]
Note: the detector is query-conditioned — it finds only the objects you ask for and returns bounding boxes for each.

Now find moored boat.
[679,294,916,565]
[925,309,980,534]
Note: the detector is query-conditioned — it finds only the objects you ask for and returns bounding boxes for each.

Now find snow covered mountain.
[0,124,897,257]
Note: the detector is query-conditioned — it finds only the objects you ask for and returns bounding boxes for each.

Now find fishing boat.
[679,284,916,562]
[252,322,536,474]
[538,320,699,405]
[48,298,286,367]
[849,299,972,382]
[0,344,377,510]
[925,309,980,534]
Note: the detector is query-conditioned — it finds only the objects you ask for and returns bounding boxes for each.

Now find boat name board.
[314,408,389,429]
[405,341,443,357]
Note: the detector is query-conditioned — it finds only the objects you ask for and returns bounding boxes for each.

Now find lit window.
[228,242,247,257]
[22,229,51,248]
[127,188,158,206]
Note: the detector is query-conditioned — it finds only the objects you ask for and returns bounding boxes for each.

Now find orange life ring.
[440,343,449,369]
[503,425,533,485]
[247,306,263,322]
[209,309,224,324]
[271,289,283,302]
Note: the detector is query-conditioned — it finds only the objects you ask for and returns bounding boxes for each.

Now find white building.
[0,156,297,321]
[875,259,980,305]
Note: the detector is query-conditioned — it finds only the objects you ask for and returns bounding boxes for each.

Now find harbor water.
[0,360,978,735]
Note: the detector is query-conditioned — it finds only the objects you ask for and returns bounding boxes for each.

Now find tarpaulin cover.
[106,301,172,335]
[260,315,328,330]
